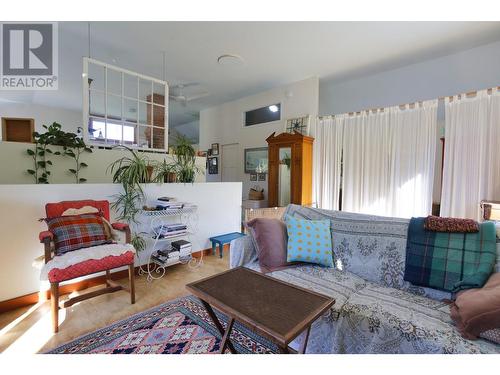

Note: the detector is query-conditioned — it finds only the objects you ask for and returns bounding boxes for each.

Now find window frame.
[82,57,169,152]
[242,102,283,128]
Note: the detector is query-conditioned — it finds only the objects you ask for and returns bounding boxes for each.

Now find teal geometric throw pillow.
[285,215,334,267]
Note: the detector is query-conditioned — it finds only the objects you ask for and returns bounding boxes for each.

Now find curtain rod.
[319,85,500,118]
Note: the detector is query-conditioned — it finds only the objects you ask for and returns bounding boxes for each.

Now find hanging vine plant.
[26,122,92,184]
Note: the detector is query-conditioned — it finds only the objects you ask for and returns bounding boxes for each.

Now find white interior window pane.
[138,125,151,148]
[138,101,152,125]
[89,91,105,117]
[124,74,138,99]
[152,127,165,149]
[107,68,122,95]
[153,82,166,104]
[139,79,152,102]
[107,94,122,120]
[106,121,123,142]
[89,118,106,141]
[124,99,138,123]
[153,104,165,127]
[123,124,136,144]
[88,63,104,91]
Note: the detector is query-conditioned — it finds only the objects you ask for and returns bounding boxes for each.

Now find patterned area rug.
[46,295,279,354]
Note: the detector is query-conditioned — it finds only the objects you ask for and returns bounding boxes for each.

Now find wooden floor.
[0,252,229,354]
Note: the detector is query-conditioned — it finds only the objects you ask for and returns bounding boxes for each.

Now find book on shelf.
[171,239,191,250]
[153,230,187,239]
[157,197,176,202]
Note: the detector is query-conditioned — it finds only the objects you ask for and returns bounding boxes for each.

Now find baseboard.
[0,248,214,314]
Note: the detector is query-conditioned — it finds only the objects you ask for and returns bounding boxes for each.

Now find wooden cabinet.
[266,131,314,207]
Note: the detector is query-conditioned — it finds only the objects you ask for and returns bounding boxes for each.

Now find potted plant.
[153,159,177,183]
[170,135,201,183]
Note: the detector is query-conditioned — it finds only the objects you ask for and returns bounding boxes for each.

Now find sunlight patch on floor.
[2,308,66,354]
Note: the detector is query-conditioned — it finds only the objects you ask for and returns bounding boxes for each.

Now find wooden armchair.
[39,200,135,333]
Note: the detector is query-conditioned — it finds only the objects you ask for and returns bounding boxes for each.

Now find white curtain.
[441,89,500,220]
[342,109,392,216]
[388,101,438,217]
[311,116,343,210]
[341,100,438,217]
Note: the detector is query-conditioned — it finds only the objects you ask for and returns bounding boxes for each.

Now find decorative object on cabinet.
[248,186,264,200]
[285,115,310,136]
[39,199,135,333]
[211,143,219,156]
[244,147,268,173]
[208,156,218,174]
[258,173,266,181]
[266,131,314,207]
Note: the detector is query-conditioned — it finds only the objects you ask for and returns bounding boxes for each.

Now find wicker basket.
[243,207,287,233]
[248,188,264,200]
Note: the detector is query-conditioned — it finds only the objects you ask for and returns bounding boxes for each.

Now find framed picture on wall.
[211,143,219,156]
[244,147,268,174]
[250,173,257,181]
[208,157,218,174]
[257,173,266,181]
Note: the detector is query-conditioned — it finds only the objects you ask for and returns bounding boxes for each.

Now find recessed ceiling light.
[217,54,244,66]
[269,105,279,113]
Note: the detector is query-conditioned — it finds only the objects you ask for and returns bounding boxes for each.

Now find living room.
[1,1,500,373]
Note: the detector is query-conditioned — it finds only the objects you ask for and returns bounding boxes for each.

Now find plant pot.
[146,165,154,182]
[164,172,177,183]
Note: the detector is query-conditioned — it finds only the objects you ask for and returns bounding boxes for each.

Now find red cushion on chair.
[45,200,110,221]
[48,251,135,283]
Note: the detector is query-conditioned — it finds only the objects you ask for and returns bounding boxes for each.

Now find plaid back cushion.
[46,213,112,256]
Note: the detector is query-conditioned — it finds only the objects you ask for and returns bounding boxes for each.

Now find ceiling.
[2,21,500,130]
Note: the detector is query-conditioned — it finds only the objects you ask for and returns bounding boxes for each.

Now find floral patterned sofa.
[229,204,500,354]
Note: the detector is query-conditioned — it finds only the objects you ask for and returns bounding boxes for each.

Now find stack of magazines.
[171,240,192,257]
[152,223,187,239]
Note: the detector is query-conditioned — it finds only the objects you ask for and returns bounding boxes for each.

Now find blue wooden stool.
[209,232,246,258]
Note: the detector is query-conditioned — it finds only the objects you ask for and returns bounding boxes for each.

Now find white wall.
[0,102,82,138]
[319,40,500,117]
[199,77,319,200]
[0,182,242,301]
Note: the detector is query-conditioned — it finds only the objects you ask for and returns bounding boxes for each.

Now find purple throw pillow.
[246,218,291,273]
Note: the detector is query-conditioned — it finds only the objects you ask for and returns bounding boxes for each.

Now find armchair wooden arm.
[39,230,54,263]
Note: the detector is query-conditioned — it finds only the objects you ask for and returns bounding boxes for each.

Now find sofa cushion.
[246,218,290,273]
[338,282,500,353]
[450,273,500,339]
[285,215,334,267]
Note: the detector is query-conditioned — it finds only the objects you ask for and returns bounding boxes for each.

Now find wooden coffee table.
[186,267,335,354]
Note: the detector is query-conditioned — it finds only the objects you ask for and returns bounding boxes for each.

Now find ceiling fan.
[169,83,209,106]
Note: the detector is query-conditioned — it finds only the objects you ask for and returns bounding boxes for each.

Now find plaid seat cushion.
[46,213,112,255]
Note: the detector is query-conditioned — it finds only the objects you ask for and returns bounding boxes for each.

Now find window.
[244,103,281,126]
[83,58,168,150]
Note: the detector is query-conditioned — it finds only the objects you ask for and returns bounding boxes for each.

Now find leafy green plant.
[131,234,147,253]
[27,123,63,183]
[107,145,156,192]
[170,135,202,183]
[26,122,92,183]
[153,159,176,183]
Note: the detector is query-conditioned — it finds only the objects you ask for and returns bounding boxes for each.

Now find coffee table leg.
[219,317,235,354]
[200,299,238,354]
[299,326,311,354]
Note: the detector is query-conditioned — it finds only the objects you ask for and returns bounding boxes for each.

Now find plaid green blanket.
[404,217,497,292]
